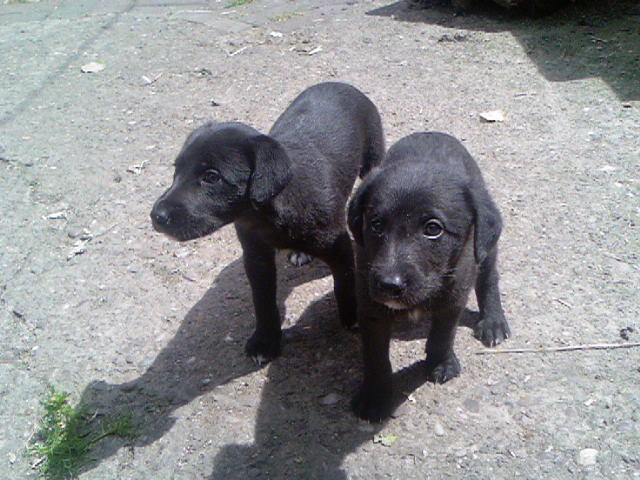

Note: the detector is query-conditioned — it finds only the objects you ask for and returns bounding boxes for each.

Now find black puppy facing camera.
[151,82,384,365]
[348,132,511,422]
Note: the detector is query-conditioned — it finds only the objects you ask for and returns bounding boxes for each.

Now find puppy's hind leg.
[473,248,511,347]
[325,232,358,329]
[236,224,282,365]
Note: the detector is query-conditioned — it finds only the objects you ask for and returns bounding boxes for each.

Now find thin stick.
[228,46,249,57]
[476,342,640,355]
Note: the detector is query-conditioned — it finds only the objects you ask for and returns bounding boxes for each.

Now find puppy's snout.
[373,273,406,298]
[150,203,172,230]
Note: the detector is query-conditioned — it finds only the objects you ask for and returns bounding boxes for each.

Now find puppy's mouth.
[153,221,220,242]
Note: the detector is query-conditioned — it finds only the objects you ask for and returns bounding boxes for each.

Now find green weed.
[28,387,136,479]
[270,11,303,22]
[225,0,255,8]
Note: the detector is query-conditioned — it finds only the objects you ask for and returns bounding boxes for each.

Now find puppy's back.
[270,82,384,177]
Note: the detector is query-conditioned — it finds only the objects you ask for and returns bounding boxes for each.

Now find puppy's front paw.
[426,352,461,384]
[287,251,314,267]
[351,386,392,422]
[473,315,510,347]
[245,331,281,366]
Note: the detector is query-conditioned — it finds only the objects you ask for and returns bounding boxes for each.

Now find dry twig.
[476,342,640,355]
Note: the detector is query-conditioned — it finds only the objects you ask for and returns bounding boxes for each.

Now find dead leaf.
[127,161,147,174]
[479,110,506,123]
[81,62,105,73]
[45,211,68,220]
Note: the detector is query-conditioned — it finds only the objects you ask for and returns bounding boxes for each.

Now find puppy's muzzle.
[370,270,409,307]
[150,204,171,231]
[373,274,405,297]
[150,199,184,235]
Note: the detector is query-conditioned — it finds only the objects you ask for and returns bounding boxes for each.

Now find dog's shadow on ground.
[71,255,479,478]
[368,0,640,101]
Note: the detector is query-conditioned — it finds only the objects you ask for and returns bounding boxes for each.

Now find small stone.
[319,392,341,405]
[434,421,445,436]
[463,398,480,413]
[249,467,261,477]
[67,228,85,239]
[174,248,191,259]
[578,448,598,466]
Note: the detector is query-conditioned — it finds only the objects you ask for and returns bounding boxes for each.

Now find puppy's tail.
[359,114,385,179]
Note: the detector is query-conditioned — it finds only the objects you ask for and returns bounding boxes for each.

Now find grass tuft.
[225,0,255,8]
[28,387,136,479]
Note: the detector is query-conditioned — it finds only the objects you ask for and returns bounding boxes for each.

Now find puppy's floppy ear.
[247,135,292,206]
[467,183,502,264]
[348,175,375,246]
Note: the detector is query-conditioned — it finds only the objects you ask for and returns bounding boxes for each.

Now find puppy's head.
[348,161,501,311]
[150,122,291,241]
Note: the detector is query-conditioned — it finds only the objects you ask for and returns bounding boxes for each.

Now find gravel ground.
[1,0,638,479]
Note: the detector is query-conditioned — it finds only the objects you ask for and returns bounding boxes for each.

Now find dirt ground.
[1,0,639,479]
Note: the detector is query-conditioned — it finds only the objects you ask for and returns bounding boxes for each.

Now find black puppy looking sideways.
[347,132,510,422]
[151,82,384,365]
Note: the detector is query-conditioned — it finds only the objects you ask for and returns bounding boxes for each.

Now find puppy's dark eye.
[423,219,444,239]
[201,169,221,185]
[370,217,384,235]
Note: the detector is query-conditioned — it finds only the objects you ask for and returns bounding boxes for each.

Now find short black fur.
[151,82,385,365]
[347,132,510,422]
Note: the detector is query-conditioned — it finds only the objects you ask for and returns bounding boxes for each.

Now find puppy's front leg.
[473,248,511,347]
[425,310,461,383]
[236,225,281,365]
[352,314,392,422]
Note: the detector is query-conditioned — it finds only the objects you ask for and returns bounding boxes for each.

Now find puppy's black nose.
[374,274,405,297]
[151,205,171,227]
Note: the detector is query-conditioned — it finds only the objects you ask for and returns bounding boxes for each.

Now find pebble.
[578,448,598,466]
[463,398,480,413]
[320,392,341,405]
[433,421,445,436]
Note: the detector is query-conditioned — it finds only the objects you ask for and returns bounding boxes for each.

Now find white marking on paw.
[287,251,313,267]
[254,354,268,366]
